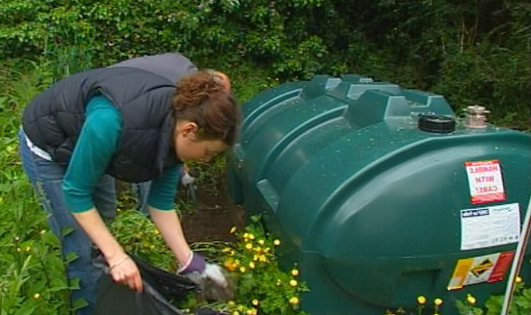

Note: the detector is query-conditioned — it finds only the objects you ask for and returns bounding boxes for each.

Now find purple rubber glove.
[179,252,228,288]
[179,251,206,274]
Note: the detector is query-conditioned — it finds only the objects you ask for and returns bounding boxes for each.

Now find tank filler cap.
[464,105,489,128]
[418,114,456,133]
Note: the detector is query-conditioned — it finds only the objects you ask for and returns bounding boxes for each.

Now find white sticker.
[465,159,505,204]
[460,203,520,250]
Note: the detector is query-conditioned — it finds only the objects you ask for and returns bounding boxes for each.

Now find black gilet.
[22,67,180,183]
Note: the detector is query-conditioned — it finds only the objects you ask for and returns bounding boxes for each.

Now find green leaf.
[48,277,68,292]
[14,299,38,315]
[41,232,59,247]
[64,251,78,264]
[44,254,65,273]
[69,277,81,290]
[71,298,88,311]
[61,227,74,237]
[250,214,261,223]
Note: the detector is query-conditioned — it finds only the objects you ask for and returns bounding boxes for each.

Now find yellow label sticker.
[448,252,514,290]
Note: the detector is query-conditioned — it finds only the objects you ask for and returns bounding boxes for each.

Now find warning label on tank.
[460,203,520,250]
[465,159,505,204]
[448,252,514,290]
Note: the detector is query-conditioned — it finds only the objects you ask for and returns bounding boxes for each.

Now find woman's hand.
[108,254,143,291]
[72,209,144,291]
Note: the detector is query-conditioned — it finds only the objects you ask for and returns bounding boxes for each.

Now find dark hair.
[172,70,241,145]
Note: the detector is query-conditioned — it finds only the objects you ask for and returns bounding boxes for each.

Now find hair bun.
[174,70,226,110]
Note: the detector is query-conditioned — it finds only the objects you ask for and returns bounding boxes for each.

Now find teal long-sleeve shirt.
[62,95,179,213]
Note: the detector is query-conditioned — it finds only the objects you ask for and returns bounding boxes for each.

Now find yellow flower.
[153,229,160,235]
[224,259,237,271]
[230,227,237,234]
[230,250,235,256]
[434,298,443,306]
[240,266,246,273]
[233,312,239,315]
[258,239,265,245]
[253,255,259,261]
[467,294,476,305]
[273,239,281,246]
[259,255,268,262]
[264,247,271,253]
[417,296,426,305]
[248,234,255,240]
[252,299,259,306]
[243,233,249,239]
[516,276,522,283]
[33,293,40,299]
[254,246,262,252]
[40,229,46,234]
[289,297,299,305]
[25,246,31,252]
[222,247,232,253]
[291,269,299,276]
[245,243,253,250]
[228,301,235,306]
[290,279,298,287]
[246,308,257,315]
[249,262,255,269]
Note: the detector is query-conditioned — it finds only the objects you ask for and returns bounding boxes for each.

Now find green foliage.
[217,223,308,315]
[1,0,529,127]
[0,61,72,314]
[456,282,531,315]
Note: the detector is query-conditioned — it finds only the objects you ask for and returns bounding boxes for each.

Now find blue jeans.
[132,181,151,215]
[18,129,117,315]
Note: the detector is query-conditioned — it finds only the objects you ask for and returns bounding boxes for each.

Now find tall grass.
[0,62,69,314]
[0,45,98,314]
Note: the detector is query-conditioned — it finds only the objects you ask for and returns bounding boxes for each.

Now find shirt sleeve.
[147,165,180,210]
[62,95,122,213]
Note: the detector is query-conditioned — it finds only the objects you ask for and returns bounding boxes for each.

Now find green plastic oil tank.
[227,75,531,314]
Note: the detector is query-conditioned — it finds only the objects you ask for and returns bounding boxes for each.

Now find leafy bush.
[1,0,529,126]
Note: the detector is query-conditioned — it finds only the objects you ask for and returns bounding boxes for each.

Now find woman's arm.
[62,95,142,290]
[148,206,192,266]
[147,169,228,289]
[147,165,192,266]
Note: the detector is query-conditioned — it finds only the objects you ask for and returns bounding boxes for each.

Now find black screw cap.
[418,114,456,133]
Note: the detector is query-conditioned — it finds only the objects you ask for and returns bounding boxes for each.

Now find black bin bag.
[95,255,221,315]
